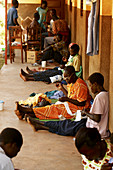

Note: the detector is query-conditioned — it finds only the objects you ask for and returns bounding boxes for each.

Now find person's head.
[51,9,59,21]
[88,72,104,94]
[41,1,47,9]
[75,127,106,161]
[69,43,80,56]
[12,0,19,8]
[50,9,57,17]
[34,12,40,21]
[63,66,77,84]
[0,128,23,158]
[54,34,62,43]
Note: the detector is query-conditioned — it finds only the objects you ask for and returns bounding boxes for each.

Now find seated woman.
[20,43,80,83]
[15,66,91,120]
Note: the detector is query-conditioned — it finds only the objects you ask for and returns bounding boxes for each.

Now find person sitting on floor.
[0,127,23,170]
[15,66,91,120]
[75,127,111,170]
[23,72,109,139]
[29,12,40,28]
[20,43,80,83]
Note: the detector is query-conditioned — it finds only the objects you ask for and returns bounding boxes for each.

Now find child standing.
[36,1,48,31]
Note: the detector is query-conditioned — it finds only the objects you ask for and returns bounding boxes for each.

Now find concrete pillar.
[75,0,91,79]
[99,0,112,90]
[65,0,71,27]
[109,0,113,132]
[71,0,77,42]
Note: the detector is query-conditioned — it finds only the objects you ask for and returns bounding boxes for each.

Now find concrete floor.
[0,56,83,170]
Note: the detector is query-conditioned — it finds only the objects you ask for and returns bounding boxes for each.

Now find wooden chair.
[9,26,23,63]
[27,26,42,51]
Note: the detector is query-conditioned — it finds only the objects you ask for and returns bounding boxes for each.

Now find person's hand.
[59,97,69,102]
[62,56,68,62]
[60,64,65,69]
[81,109,87,117]
[55,83,63,90]
[101,163,113,170]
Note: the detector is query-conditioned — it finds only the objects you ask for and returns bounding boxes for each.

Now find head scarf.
[69,43,76,48]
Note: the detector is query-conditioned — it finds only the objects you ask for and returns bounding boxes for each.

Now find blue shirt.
[36,7,48,30]
[7,6,18,29]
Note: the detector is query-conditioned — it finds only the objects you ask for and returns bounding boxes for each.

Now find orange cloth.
[33,78,91,120]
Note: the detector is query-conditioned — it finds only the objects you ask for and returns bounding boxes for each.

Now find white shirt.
[86,91,109,138]
[0,147,14,170]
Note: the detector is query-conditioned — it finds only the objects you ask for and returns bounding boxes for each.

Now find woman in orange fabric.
[15,66,91,120]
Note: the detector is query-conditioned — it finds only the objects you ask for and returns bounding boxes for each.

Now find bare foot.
[27,116,42,131]
[21,69,29,76]
[20,73,27,81]
[15,101,19,110]
[26,66,34,74]
[14,110,24,120]
[25,114,44,124]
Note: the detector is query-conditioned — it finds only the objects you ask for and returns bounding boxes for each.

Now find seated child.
[20,43,80,83]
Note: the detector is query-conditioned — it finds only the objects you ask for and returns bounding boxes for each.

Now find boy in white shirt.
[0,128,23,170]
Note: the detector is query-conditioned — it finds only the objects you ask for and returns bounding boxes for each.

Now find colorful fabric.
[52,19,69,35]
[86,91,109,138]
[52,40,68,58]
[19,93,51,107]
[81,139,112,170]
[36,7,48,30]
[33,78,91,119]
